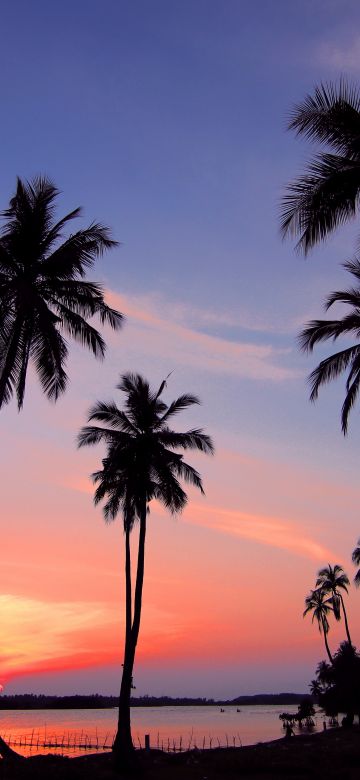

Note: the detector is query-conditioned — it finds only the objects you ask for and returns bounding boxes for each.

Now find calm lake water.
[0,704,321,756]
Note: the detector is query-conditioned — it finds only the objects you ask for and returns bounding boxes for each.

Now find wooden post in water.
[145,734,150,751]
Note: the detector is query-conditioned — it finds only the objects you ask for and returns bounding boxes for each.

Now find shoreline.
[1,725,360,779]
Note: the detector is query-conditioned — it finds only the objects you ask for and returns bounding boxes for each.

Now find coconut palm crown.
[0,176,123,409]
[281,80,360,254]
[299,257,360,434]
[304,588,334,663]
[316,564,352,645]
[78,372,214,761]
[352,538,360,587]
[79,373,214,523]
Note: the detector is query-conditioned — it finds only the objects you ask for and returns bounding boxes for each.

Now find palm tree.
[281,80,360,254]
[304,588,334,663]
[352,538,360,586]
[309,678,322,700]
[316,659,332,689]
[316,565,352,645]
[299,257,360,434]
[0,176,123,409]
[78,373,214,764]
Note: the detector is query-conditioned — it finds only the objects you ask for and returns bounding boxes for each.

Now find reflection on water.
[0,704,320,756]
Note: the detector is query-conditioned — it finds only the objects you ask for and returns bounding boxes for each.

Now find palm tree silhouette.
[299,257,360,434]
[316,565,352,646]
[78,373,214,764]
[281,80,360,254]
[0,176,123,409]
[352,538,360,586]
[309,678,322,700]
[304,588,334,663]
[316,659,332,689]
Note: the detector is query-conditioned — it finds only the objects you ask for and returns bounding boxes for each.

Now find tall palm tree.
[299,257,360,434]
[304,588,334,663]
[0,176,123,409]
[316,565,352,645]
[78,373,214,764]
[352,538,360,587]
[281,80,360,254]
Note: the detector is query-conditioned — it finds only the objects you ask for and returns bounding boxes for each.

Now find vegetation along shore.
[0,693,310,710]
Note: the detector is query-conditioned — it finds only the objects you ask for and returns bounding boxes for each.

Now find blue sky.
[2,1,360,696]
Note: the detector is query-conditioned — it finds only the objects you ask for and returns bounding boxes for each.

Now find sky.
[2,0,360,699]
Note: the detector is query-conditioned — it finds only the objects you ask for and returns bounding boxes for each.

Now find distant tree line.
[0,692,309,710]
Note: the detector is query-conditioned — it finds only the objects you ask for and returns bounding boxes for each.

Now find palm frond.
[30,304,68,401]
[308,345,360,402]
[343,256,360,281]
[325,288,360,310]
[56,303,106,358]
[86,401,137,433]
[299,319,360,352]
[288,80,360,153]
[40,207,82,254]
[77,425,126,448]
[157,428,215,454]
[281,153,360,253]
[341,355,360,433]
[170,457,205,494]
[157,394,200,424]
[42,223,118,279]
[352,540,360,566]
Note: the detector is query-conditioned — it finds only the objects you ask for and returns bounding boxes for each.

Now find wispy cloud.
[317,36,360,72]
[182,502,337,562]
[107,290,299,382]
[117,291,296,334]
[0,595,120,682]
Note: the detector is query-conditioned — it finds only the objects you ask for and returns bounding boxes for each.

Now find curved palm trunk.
[113,505,147,764]
[321,618,333,664]
[340,593,352,645]
[0,736,23,760]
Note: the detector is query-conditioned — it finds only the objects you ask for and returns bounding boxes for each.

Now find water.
[0,704,319,756]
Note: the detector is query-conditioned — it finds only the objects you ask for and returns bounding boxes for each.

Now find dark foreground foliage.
[316,642,360,722]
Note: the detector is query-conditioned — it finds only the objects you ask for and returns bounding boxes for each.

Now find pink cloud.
[181,501,336,562]
[106,290,299,382]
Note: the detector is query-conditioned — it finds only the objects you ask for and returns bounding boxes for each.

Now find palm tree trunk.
[322,618,333,664]
[113,505,147,762]
[125,525,132,648]
[0,736,23,760]
[340,594,352,645]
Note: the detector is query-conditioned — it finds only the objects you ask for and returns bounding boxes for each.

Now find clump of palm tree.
[352,538,360,586]
[0,176,123,409]
[304,588,334,663]
[78,372,214,766]
[316,565,352,646]
[300,258,360,433]
[281,80,360,254]
[312,642,360,724]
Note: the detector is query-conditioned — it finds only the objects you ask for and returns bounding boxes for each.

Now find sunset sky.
[2,0,360,699]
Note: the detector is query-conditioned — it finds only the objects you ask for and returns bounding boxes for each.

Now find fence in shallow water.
[0,729,244,755]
